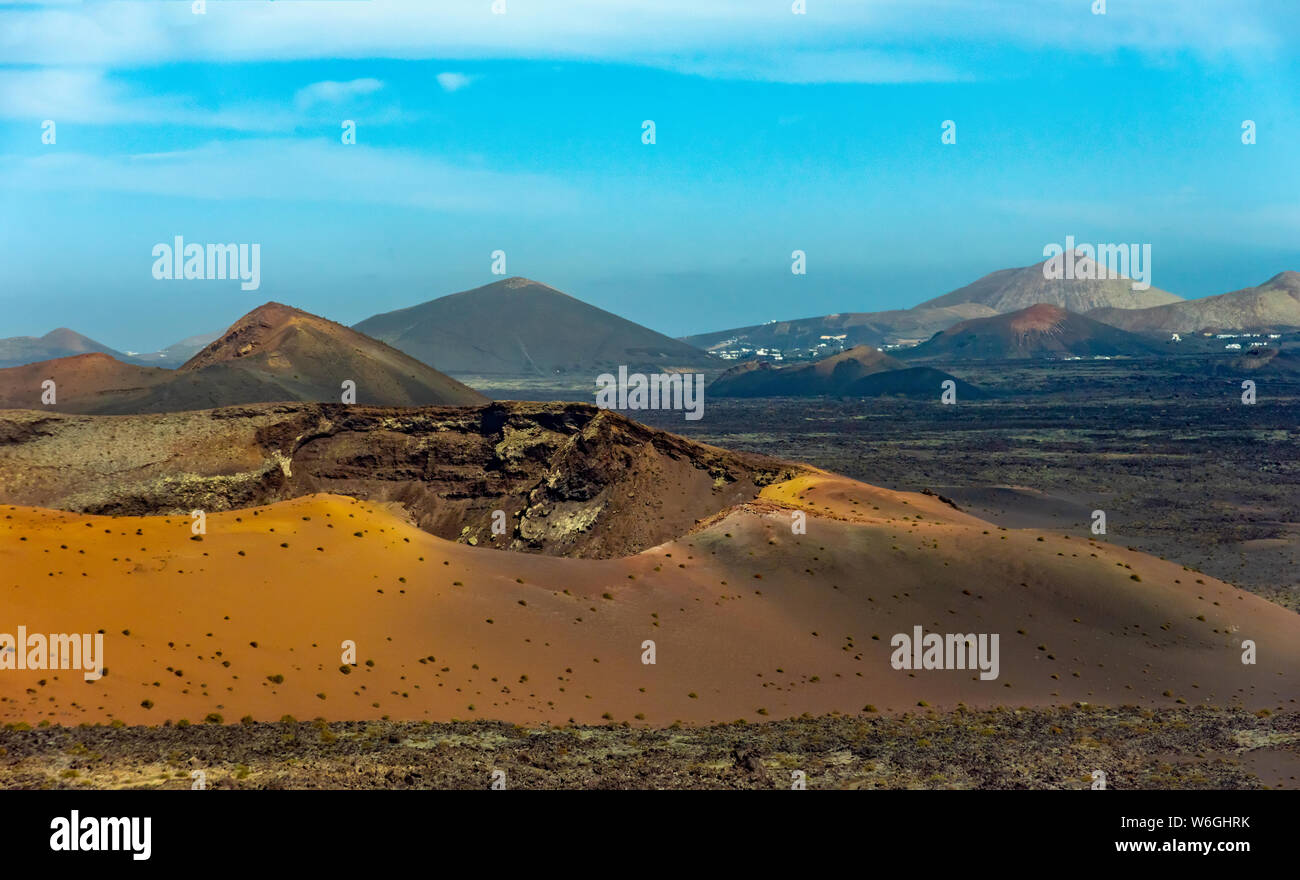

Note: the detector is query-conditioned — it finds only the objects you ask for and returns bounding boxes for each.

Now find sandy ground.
[2,474,1297,727]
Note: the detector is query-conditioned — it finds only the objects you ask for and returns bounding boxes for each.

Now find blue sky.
[1,0,1298,352]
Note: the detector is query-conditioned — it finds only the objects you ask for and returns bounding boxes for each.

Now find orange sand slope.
[2,475,1296,726]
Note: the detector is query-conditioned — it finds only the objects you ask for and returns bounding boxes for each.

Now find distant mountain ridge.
[6,263,1297,392]
[127,332,221,367]
[682,304,996,353]
[0,303,487,414]
[1089,271,1300,334]
[683,255,1181,355]
[0,328,125,368]
[0,327,220,370]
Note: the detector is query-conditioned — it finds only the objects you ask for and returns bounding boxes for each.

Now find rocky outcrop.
[0,401,803,558]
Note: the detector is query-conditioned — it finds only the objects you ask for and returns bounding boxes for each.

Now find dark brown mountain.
[1089,271,1300,334]
[0,303,487,414]
[900,304,1166,361]
[708,345,911,397]
[354,277,713,376]
[915,255,1181,314]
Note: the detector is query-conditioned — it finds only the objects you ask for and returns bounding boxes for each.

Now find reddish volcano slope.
[170,302,487,408]
[903,304,1164,361]
[0,304,488,414]
[0,353,171,410]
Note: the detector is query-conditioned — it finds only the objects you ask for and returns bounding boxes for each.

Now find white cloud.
[0,0,1290,82]
[0,68,286,129]
[0,68,128,123]
[0,138,580,214]
[668,50,968,84]
[0,69,402,131]
[435,72,473,93]
[294,78,385,111]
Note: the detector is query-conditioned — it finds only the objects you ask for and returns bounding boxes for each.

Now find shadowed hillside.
[709,345,983,398]
[709,345,908,397]
[845,366,988,399]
